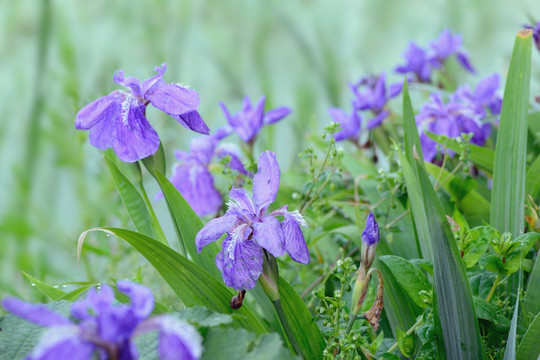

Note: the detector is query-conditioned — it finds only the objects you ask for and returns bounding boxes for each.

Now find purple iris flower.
[157,128,249,217]
[416,93,491,162]
[195,151,309,290]
[219,96,292,143]
[524,22,540,51]
[362,212,380,246]
[429,29,475,73]
[454,74,502,117]
[349,73,402,129]
[396,30,474,83]
[1,281,203,360]
[328,107,361,142]
[395,42,434,83]
[75,63,209,163]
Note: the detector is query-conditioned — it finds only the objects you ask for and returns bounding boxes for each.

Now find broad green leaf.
[154,171,221,280]
[425,132,494,172]
[278,276,325,360]
[402,79,423,163]
[80,227,267,334]
[491,30,532,238]
[425,162,490,223]
[0,301,71,360]
[201,327,297,360]
[104,157,156,239]
[175,306,233,327]
[451,207,470,232]
[397,328,416,357]
[462,227,497,268]
[376,258,422,339]
[474,297,510,332]
[379,255,431,308]
[503,232,540,274]
[399,151,484,359]
[516,312,540,360]
[525,154,540,199]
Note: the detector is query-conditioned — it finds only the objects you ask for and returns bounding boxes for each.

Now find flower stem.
[486,272,502,302]
[345,313,357,334]
[273,299,303,358]
[387,316,424,354]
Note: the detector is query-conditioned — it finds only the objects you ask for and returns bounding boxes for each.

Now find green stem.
[139,182,169,246]
[387,316,424,354]
[345,314,357,334]
[486,272,502,302]
[273,299,303,358]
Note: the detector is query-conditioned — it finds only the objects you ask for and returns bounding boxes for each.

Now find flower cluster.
[157,127,249,217]
[195,150,309,290]
[329,73,402,142]
[220,96,292,144]
[417,74,502,161]
[2,281,202,360]
[395,29,475,83]
[75,64,209,163]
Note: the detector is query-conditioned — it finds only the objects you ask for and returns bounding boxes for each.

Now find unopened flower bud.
[258,250,280,302]
[361,212,380,269]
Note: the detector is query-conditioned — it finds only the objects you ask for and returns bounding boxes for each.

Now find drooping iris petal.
[456,52,475,73]
[263,107,292,125]
[111,96,160,162]
[216,234,264,290]
[153,316,203,360]
[27,325,95,360]
[117,281,154,320]
[195,215,237,252]
[366,110,389,130]
[173,110,210,135]
[282,211,310,264]
[75,91,121,130]
[146,83,200,116]
[252,151,281,214]
[1,298,71,326]
[253,216,286,257]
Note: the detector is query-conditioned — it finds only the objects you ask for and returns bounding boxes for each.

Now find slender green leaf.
[154,171,221,280]
[525,154,540,199]
[504,293,520,360]
[104,157,155,238]
[516,312,540,360]
[278,276,325,360]
[491,30,532,238]
[425,132,494,172]
[56,285,94,302]
[21,272,65,300]
[522,256,540,327]
[378,255,431,308]
[79,227,267,334]
[399,151,484,359]
[402,80,423,163]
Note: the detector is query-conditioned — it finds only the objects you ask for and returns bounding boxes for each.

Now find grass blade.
[516,312,540,360]
[490,30,532,237]
[525,154,540,199]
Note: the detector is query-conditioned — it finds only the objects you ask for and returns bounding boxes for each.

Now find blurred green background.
[1,0,539,301]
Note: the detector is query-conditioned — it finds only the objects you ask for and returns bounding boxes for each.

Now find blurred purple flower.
[395,29,475,83]
[195,151,309,290]
[75,63,209,163]
[454,74,502,117]
[395,42,434,82]
[328,107,361,142]
[416,93,491,162]
[524,22,540,51]
[2,281,202,360]
[429,29,475,73]
[349,73,402,129]
[157,128,249,217]
[220,96,292,143]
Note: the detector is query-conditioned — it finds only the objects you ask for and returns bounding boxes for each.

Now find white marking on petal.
[287,210,308,227]
[120,91,132,126]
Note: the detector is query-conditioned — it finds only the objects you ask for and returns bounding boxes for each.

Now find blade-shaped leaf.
[22,271,65,300]
[402,80,423,163]
[104,157,156,239]
[516,312,540,360]
[278,277,325,360]
[79,227,267,334]
[525,154,540,199]
[521,256,540,329]
[504,291,520,360]
[491,30,532,238]
[154,171,222,280]
[398,151,484,359]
